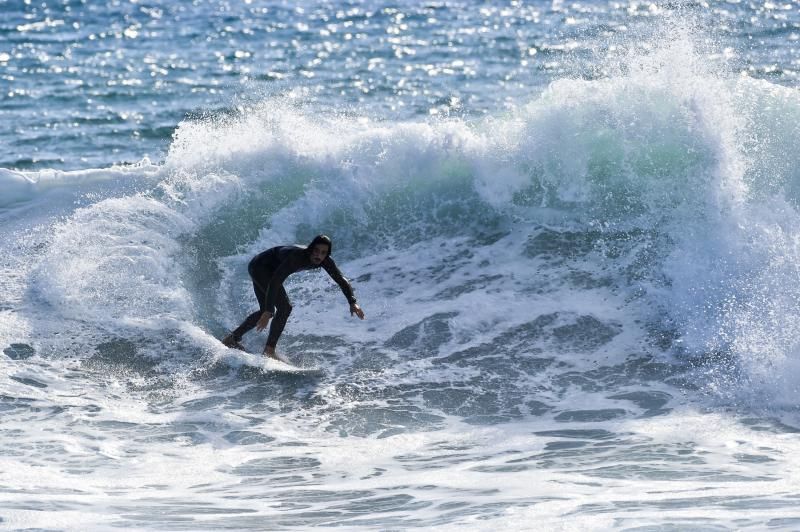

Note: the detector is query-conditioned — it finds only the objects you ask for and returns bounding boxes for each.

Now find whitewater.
[3,1,800,530]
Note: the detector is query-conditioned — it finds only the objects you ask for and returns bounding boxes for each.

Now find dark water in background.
[3,0,799,170]
[3,1,800,529]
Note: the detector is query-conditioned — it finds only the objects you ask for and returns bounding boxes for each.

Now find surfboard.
[234,350,323,376]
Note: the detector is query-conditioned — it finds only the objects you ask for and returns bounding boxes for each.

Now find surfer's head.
[307,234,332,265]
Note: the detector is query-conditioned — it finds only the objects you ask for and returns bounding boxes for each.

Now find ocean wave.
[0,160,161,209]
[4,49,800,405]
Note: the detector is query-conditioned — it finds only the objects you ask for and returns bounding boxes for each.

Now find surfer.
[221,235,365,360]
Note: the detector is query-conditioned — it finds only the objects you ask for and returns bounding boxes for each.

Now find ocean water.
[3,0,800,529]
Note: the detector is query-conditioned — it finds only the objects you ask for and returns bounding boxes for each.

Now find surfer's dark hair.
[307,234,332,256]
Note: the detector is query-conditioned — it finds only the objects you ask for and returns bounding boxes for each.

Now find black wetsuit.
[230,245,357,348]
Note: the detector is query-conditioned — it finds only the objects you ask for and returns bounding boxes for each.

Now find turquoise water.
[3,1,800,530]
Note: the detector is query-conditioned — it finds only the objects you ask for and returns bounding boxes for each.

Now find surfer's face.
[310,243,329,265]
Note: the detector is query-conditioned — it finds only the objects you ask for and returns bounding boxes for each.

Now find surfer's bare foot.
[263,346,279,360]
[222,334,245,351]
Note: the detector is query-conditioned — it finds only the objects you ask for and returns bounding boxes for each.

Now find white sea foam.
[0,160,160,209]
[5,57,797,399]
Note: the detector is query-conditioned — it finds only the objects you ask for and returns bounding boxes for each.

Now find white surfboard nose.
[274,352,293,365]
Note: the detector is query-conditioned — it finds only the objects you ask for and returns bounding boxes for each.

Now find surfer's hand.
[256,311,273,332]
[350,303,365,320]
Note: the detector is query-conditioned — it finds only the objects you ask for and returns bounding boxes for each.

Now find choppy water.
[3,1,800,530]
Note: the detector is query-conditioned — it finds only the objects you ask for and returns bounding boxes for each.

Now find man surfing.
[222,234,365,360]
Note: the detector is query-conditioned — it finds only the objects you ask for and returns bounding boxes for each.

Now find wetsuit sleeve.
[263,253,302,315]
[321,256,357,306]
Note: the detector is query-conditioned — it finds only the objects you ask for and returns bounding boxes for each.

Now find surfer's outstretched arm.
[321,256,365,319]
